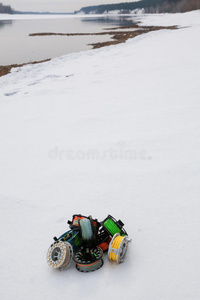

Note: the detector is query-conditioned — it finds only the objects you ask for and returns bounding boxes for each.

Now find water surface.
[0,15,135,66]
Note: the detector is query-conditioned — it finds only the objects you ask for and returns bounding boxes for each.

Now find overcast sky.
[3,0,138,13]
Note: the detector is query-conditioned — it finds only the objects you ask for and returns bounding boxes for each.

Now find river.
[0,15,136,66]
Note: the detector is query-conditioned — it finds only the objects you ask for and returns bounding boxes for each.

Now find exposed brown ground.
[90,25,177,48]
[29,24,177,49]
[0,24,177,77]
[0,59,50,78]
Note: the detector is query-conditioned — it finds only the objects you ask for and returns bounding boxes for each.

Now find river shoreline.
[0,23,177,77]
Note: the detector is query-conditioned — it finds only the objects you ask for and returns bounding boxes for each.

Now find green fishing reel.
[101,215,128,237]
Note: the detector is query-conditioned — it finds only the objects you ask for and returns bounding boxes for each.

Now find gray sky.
[3,0,138,13]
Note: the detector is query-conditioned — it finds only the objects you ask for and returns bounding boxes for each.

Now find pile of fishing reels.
[47,214,131,273]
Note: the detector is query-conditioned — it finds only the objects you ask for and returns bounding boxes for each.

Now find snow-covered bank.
[137,9,200,27]
[0,11,200,300]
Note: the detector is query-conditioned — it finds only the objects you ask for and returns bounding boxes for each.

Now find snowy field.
[0,10,200,300]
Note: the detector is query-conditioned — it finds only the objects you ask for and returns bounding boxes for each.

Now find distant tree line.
[144,0,200,13]
[0,2,13,14]
[76,0,200,14]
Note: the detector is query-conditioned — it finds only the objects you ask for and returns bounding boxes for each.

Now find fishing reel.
[108,233,131,264]
[46,229,82,270]
[101,215,128,237]
[47,240,73,270]
[73,246,104,272]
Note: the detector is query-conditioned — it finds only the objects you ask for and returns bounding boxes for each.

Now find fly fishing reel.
[47,241,73,270]
[47,229,82,270]
[73,246,104,272]
[101,215,128,237]
[108,233,131,264]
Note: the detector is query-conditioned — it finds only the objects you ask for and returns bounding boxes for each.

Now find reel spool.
[47,241,73,270]
[101,215,128,237]
[108,233,131,264]
[79,216,98,246]
[74,246,104,272]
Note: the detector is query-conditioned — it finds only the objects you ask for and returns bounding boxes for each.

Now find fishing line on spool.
[102,215,127,236]
[79,218,93,242]
[108,233,131,264]
[104,219,120,235]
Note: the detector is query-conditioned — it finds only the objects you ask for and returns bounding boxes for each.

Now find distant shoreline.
[0,23,177,77]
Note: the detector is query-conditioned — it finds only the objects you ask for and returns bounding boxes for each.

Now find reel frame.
[73,246,104,272]
[101,215,128,237]
[108,233,131,264]
[47,241,73,270]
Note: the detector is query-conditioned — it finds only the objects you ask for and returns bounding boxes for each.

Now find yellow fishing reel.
[108,233,131,264]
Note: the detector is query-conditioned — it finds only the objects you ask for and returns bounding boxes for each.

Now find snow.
[104,8,145,14]
[0,10,200,300]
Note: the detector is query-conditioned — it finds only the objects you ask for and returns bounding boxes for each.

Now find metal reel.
[74,246,104,272]
[47,241,73,270]
[108,233,130,264]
